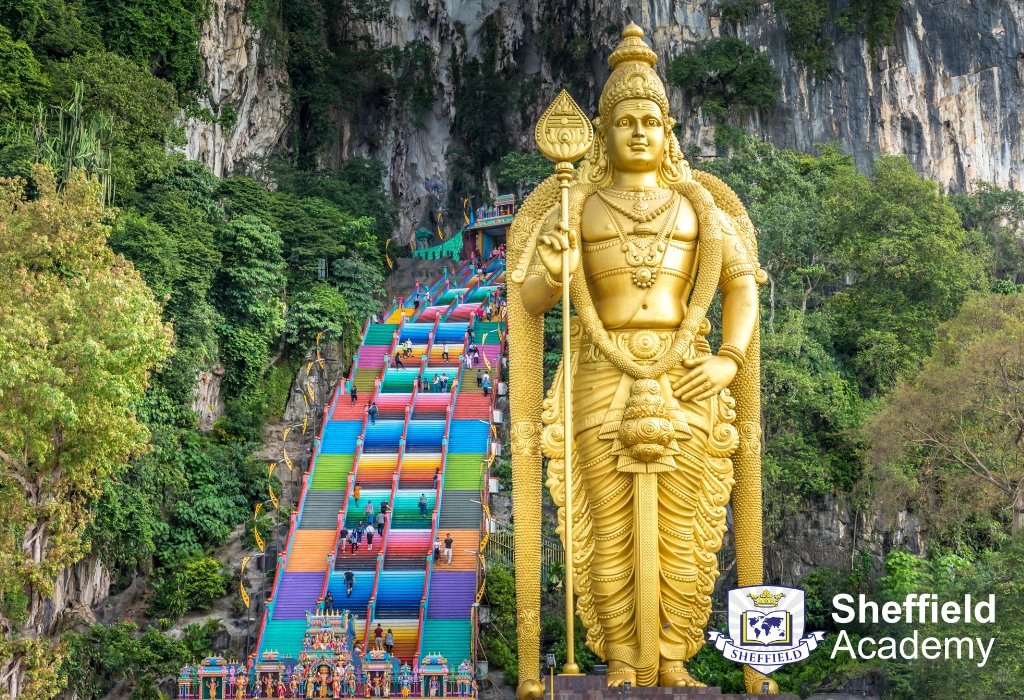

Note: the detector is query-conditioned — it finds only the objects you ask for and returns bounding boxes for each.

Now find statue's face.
[604,98,666,174]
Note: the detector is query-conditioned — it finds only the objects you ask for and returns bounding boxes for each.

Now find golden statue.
[507,23,775,695]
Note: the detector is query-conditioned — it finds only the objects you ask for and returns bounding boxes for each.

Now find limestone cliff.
[192,0,1023,227]
[185,0,290,176]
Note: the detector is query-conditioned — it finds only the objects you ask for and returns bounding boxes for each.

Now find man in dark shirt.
[444,534,454,565]
[344,569,355,597]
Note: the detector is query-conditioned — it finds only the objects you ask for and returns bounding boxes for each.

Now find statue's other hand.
[537,222,580,282]
[672,355,738,402]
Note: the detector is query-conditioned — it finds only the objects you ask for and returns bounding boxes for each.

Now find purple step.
[271,571,324,620]
[427,571,476,619]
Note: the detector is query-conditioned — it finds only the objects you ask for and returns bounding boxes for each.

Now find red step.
[453,393,489,419]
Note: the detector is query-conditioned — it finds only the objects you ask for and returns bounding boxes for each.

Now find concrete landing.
[542,675,799,700]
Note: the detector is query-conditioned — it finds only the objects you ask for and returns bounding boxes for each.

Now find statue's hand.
[537,222,580,282]
[672,355,737,402]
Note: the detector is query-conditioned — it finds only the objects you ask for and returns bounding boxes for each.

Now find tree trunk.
[1013,490,1024,536]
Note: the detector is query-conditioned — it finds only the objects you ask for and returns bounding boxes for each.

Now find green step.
[260,620,307,659]
[442,454,485,490]
[421,619,472,665]
[312,454,355,490]
[473,323,504,343]
[364,325,399,345]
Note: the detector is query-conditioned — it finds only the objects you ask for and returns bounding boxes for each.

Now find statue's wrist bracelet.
[717,343,746,370]
[543,271,563,290]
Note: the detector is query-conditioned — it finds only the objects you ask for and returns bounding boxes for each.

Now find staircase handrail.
[414,551,434,667]
[259,374,331,652]
[378,471,400,561]
[363,550,385,649]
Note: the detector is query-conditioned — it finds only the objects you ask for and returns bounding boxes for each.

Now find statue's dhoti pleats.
[567,354,735,681]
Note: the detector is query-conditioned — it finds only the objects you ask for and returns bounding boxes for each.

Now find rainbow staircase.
[256,259,505,673]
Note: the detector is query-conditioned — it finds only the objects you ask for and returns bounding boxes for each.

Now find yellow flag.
[253,504,264,552]
[437,212,444,240]
[240,556,251,608]
[283,427,291,443]
[302,416,308,434]
[307,361,314,374]
[385,239,393,269]
[283,449,293,471]
[316,331,322,346]
[269,483,278,510]
[306,383,315,402]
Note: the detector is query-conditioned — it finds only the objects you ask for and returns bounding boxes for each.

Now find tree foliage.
[868,293,1024,535]
[668,37,780,126]
[0,166,171,694]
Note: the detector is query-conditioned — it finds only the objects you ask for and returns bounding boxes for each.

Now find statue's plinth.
[543,675,799,699]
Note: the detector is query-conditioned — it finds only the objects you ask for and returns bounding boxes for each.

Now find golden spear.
[534,89,593,676]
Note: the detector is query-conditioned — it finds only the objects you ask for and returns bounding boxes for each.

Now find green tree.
[332,254,385,356]
[0,25,48,124]
[497,152,553,201]
[668,37,780,120]
[868,293,1024,534]
[214,215,287,440]
[83,0,208,94]
[46,51,183,194]
[0,166,171,697]
[286,282,349,347]
[827,155,988,392]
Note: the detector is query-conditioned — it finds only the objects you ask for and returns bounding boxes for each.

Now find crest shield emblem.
[709,585,826,675]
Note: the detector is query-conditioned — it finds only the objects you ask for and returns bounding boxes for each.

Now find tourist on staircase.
[349,529,359,554]
[344,568,355,597]
[374,623,384,650]
[394,351,405,370]
[351,384,358,405]
[442,343,449,362]
[365,522,375,551]
[376,510,386,536]
[340,526,348,555]
[443,534,453,565]
[482,372,491,398]
[418,493,428,517]
[433,536,441,563]
[368,402,378,425]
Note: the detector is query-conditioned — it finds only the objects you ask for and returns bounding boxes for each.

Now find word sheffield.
[832,593,995,625]
[829,594,997,668]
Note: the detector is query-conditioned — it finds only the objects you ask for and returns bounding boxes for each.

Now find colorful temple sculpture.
[182,255,507,698]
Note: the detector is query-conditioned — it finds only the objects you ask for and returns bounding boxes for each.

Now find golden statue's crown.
[599,23,669,122]
[746,589,786,607]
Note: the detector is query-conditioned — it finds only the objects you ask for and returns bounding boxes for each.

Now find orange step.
[286,530,336,572]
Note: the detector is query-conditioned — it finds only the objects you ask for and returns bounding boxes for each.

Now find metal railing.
[482,524,563,579]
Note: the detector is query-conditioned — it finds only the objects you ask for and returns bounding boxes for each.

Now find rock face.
[194,0,1023,225]
[185,0,290,176]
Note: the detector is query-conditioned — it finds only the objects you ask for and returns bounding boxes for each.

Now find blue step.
[322,421,363,453]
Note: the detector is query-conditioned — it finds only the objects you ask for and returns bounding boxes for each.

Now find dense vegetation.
[0,2,397,697]
[716,0,903,74]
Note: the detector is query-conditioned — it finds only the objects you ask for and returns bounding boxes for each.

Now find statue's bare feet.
[744,667,778,694]
[606,661,636,688]
[658,660,704,688]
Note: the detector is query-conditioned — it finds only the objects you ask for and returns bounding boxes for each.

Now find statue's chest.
[580,194,699,291]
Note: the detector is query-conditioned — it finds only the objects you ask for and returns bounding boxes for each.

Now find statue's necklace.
[598,193,680,289]
[597,189,675,234]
